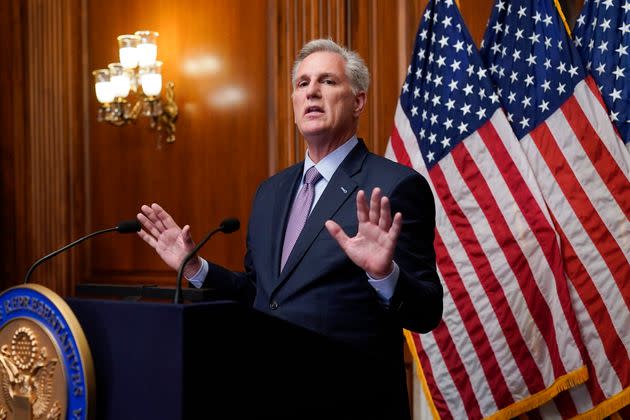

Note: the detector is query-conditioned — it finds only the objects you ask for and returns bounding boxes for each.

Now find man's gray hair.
[291,39,370,94]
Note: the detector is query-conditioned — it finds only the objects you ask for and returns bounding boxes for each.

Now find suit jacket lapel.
[271,165,303,282]
[273,140,369,293]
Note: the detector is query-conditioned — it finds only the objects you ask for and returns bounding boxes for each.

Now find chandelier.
[92,31,178,144]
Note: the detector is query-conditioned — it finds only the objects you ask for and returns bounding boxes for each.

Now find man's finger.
[181,225,195,249]
[369,188,381,224]
[325,220,350,250]
[151,203,180,230]
[356,190,369,223]
[137,229,157,248]
[389,212,403,241]
[137,212,161,239]
[379,196,392,230]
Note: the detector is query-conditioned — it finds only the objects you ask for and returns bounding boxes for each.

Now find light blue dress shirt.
[188,136,399,304]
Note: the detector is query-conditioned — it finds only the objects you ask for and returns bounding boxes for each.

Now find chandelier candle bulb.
[108,63,131,98]
[135,31,158,67]
[117,34,140,69]
[92,69,115,104]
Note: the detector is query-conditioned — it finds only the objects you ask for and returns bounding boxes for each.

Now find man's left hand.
[325,187,402,279]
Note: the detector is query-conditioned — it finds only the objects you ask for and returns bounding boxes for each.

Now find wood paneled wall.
[1,0,584,294]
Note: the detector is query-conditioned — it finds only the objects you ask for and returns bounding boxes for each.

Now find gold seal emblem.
[0,321,65,420]
[0,285,94,420]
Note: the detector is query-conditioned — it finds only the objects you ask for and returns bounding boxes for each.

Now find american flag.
[481,0,630,416]
[385,0,587,417]
[574,0,630,152]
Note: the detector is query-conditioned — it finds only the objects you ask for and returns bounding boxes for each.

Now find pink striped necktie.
[280,166,323,271]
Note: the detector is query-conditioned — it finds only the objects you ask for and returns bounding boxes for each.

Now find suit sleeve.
[388,172,443,333]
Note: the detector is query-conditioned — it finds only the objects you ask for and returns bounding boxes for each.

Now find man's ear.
[353,91,367,117]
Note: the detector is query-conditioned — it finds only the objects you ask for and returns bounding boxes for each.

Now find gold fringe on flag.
[571,386,630,420]
[553,0,572,36]
[404,330,440,419]
[404,330,589,419]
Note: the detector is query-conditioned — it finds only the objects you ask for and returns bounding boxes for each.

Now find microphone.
[174,218,240,304]
[23,219,141,284]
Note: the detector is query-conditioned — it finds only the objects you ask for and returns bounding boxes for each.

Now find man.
[138,39,442,419]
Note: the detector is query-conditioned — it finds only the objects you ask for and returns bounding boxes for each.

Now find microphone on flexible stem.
[174,218,240,304]
[23,220,141,285]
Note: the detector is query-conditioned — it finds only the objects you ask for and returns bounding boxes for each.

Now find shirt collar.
[303,136,358,183]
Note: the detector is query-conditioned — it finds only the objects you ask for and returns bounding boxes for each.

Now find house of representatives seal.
[0,284,94,420]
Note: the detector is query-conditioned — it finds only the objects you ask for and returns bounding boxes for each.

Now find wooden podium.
[66,295,396,420]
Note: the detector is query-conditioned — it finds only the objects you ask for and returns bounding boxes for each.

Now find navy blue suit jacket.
[201,140,442,417]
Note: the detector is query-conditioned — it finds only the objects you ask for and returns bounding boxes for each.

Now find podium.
[66,296,400,420]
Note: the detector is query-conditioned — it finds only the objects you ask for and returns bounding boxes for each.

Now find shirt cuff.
[367,262,400,305]
[187,258,209,289]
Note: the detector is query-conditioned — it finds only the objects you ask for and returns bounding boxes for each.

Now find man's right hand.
[137,203,201,277]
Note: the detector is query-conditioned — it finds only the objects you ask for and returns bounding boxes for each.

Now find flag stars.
[416,68,422,79]
[402,82,409,93]
[489,92,500,103]
[446,98,456,110]
[411,105,419,116]
[576,14,586,26]
[428,132,437,144]
[476,107,487,119]
[544,58,552,69]
[438,36,450,49]
[442,15,452,28]
[538,100,549,112]
[526,54,537,66]
[512,49,521,61]
[533,11,542,24]
[430,113,439,125]
[616,44,628,57]
[557,82,566,94]
[448,80,458,91]
[541,79,551,91]
[519,116,530,129]
[610,88,622,102]
[477,67,487,79]
[436,56,447,68]
[515,28,524,40]
[457,121,469,134]
[545,36,553,48]
[568,65,579,77]
[413,87,420,98]
[508,91,517,103]
[543,14,552,26]
[419,128,425,139]
[441,137,451,148]
[517,6,527,18]
[450,59,462,72]
[432,94,441,106]
[453,40,465,52]
[463,83,474,95]
[557,62,567,74]
[598,40,609,54]
[613,66,625,80]
[620,22,630,35]
[426,151,435,162]
[600,18,611,31]
[467,64,476,77]
[524,74,535,86]
[461,103,471,115]
[434,75,444,87]
[510,71,519,83]
[444,117,454,129]
[609,110,619,122]
[623,1,630,13]
[596,62,606,75]
[529,32,541,44]
[521,96,532,108]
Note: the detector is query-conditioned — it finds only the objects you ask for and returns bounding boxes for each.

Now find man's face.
[292,51,365,144]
